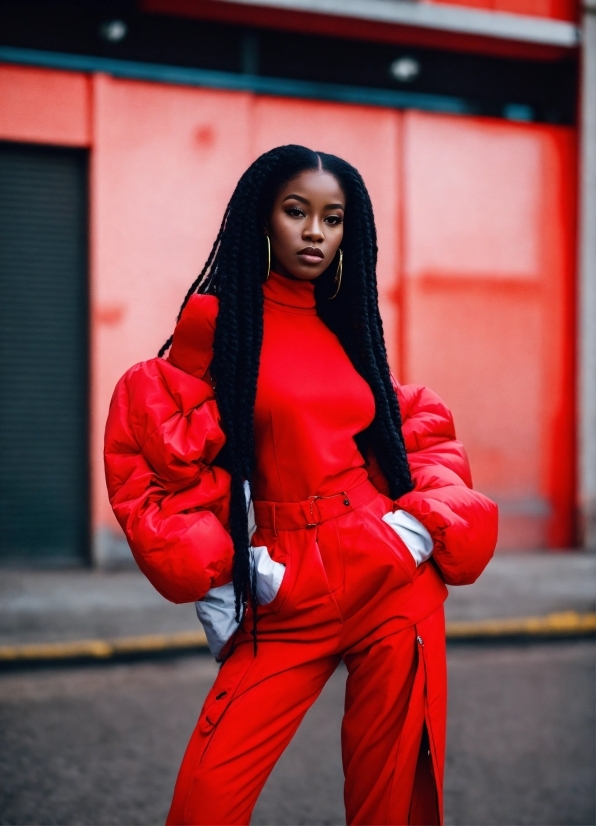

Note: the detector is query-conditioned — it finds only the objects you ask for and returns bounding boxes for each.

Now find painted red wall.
[400,112,576,548]
[0,65,577,552]
[0,65,90,146]
[90,76,255,536]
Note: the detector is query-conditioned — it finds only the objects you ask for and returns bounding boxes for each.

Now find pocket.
[258,545,293,614]
[381,509,434,568]
[366,509,418,584]
[252,545,286,605]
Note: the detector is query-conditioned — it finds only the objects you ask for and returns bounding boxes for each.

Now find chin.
[292,263,325,281]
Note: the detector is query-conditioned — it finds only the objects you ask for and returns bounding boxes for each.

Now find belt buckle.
[306,495,322,529]
[305,492,351,528]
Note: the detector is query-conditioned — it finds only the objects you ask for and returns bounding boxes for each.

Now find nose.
[303,216,324,243]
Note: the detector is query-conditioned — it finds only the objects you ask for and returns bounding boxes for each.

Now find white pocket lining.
[381,510,433,567]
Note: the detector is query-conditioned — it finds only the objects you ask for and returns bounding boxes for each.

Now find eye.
[285,206,305,218]
[325,214,343,226]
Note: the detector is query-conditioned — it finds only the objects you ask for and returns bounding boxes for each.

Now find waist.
[253,478,381,533]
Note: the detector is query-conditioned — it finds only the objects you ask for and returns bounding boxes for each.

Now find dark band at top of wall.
[0,1,578,124]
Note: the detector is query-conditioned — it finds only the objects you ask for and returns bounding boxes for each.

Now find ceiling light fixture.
[390,57,421,83]
[99,20,128,43]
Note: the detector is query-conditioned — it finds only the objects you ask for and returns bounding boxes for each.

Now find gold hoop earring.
[329,249,343,299]
[265,235,271,281]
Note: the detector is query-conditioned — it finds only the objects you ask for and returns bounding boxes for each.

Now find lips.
[297,247,324,265]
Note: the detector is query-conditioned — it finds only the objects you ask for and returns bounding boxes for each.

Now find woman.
[104,145,498,825]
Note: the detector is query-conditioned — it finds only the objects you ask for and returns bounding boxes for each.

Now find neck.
[263,270,317,311]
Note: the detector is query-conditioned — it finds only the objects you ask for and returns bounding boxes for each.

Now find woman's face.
[266,169,345,281]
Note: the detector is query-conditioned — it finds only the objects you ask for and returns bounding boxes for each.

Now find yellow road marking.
[0,612,593,663]
[446,611,596,638]
[0,630,208,661]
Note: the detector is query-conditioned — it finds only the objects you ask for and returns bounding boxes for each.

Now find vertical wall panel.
[0,142,89,564]
[91,77,253,543]
[402,112,575,549]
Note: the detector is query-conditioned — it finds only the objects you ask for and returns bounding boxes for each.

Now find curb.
[0,629,208,663]
[0,611,593,665]
[446,610,596,639]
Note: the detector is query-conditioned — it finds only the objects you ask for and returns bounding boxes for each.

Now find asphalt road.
[0,640,594,826]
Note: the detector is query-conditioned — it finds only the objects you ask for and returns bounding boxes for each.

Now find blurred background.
[0,1,594,825]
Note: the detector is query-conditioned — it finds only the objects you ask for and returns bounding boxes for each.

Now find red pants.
[167,481,448,825]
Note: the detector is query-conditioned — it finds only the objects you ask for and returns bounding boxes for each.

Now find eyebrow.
[282,193,345,209]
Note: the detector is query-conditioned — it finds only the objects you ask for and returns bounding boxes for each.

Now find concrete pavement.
[0,640,593,825]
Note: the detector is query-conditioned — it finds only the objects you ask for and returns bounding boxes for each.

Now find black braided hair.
[158,145,413,640]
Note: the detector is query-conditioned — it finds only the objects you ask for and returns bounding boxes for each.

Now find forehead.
[278,169,345,203]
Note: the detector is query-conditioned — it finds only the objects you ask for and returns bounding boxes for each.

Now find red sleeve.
[395,384,498,586]
[104,295,234,603]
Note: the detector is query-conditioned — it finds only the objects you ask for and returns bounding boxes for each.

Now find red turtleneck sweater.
[253,271,374,503]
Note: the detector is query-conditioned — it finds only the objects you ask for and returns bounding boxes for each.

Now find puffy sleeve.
[104,295,234,603]
[394,383,498,585]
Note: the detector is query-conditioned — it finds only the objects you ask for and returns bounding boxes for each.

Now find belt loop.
[272,503,277,536]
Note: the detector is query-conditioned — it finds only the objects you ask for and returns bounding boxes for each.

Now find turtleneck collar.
[263,270,317,314]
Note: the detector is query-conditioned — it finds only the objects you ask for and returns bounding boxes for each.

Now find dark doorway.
[0,142,89,565]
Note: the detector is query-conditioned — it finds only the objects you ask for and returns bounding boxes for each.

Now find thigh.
[167,646,339,825]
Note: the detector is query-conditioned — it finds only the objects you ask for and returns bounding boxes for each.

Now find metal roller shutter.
[0,142,89,565]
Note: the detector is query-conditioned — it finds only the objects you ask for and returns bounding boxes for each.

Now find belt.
[253,478,379,533]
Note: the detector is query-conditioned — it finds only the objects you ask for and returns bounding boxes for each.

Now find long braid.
[211,148,293,631]
[314,154,412,499]
[158,145,413,651]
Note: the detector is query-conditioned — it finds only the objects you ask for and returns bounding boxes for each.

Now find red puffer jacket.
[104,295,497,603]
